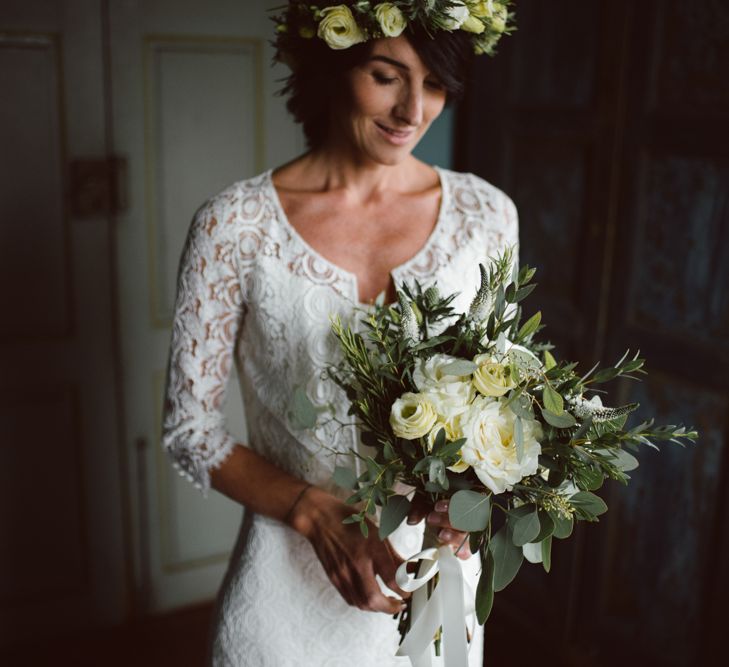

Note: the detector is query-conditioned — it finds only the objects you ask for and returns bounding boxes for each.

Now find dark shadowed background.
[1,1,727,666]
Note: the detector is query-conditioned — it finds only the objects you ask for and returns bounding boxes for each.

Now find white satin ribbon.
[395,545,475,667]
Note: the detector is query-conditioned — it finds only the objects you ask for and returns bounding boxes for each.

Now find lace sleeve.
[161,196,245,497]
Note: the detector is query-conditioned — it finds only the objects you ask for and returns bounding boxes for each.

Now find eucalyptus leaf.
[512,509,540,547]
[543,384,564,415]
[514,416,524,463]
[541,536,552,573]
[571,491,608,518]
[449,490,491,532]
[379,495,411,540]
[541,407,577,428]
[440,359,478,376]
[288,386,318,430]
[489,527,524,592]
[476,549,495,624]
[534,510,555,542]
[543,350,557,370]
[552,514,573,539]
[332,465,358,491]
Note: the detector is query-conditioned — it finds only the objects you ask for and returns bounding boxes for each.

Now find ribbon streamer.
[395,545,475,667]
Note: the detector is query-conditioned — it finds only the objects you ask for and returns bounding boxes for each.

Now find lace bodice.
[161,167,519,498]
[160,166,519,666]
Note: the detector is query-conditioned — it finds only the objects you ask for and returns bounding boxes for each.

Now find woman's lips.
[375,121,415,146]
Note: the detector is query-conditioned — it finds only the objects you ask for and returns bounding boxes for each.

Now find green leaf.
[440,359,477,376]
[552,514,573,539]
[598,447,640,472]
[449,490,491,532]
[514,416,524,462]
[541,406,577,428]
[575,465,605,491]
[513,284,537,302]
[534,510,555,542]
[571,491,608,518]
[438,437,467,459]
[288,386,317,430]
[543,384,564,415]
[332,465,358,490]
[476,549,495,624]
[489,527,524,592]
[517,311,541,339]
[508,393,534,420]
[543,350,557,370]
[379,495,411,540]
[359,520,369,538]
[512,509,540,547]
[541,536,552,573]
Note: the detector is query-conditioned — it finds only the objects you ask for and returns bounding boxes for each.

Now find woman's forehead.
[367,37,431,75]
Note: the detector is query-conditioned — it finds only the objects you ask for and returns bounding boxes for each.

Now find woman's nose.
[394,85,423,126]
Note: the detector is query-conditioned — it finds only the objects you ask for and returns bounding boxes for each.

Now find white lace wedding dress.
[161,165,519,666]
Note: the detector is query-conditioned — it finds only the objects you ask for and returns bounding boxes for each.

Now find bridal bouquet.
[290,246,697,666]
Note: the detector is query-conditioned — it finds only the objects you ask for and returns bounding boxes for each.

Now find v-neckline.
[265,165,449,308]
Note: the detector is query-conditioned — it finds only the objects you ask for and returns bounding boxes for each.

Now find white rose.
[374,3,407,37]
[442,2,470,30]
[472,353,516,397]
[460,396,543,494]
[390,392,438,440]
[413,354,475,420]
[317,5,366,50]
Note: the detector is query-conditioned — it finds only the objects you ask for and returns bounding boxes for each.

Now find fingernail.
[407,516,418,525]
[435,500,449,512]
[426,512,438,525]
[439,529,453,541]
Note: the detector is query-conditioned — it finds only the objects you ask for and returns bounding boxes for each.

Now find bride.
[161,2,516,665]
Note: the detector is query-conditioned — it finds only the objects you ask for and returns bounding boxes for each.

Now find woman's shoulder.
[439,167,516,214]
[187,170,273,242]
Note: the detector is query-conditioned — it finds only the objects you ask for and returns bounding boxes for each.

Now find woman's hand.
[407,497,472,560]
[290,486,410,615]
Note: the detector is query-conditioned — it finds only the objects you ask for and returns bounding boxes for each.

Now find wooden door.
[459,0,728,664]
[108,0,307,613]
[0,0,127,645]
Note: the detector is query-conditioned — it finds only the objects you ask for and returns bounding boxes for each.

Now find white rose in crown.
[413,354,475,421]
[317,5,366,49]
[374,3,407,37]
[442,1,470,29]
[459,396,543,494]
[390,392,438,440]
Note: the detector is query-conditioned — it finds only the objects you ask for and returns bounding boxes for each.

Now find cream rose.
[374,3,407,37]
[461,15,485,34]
[472,353,516,397]
[317,5,366,50]
[390,392,438,440]
[413,354,475,421]
[460,396,543,494]
[490,2,508,32]
[442,2,470,30]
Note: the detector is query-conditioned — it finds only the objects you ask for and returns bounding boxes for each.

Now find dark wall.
[458,1,729,665]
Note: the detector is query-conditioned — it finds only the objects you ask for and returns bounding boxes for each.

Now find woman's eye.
[425,79,445,91]
[373,71,396,85]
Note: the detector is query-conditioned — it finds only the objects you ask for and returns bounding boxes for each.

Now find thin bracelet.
[283,483,313,526]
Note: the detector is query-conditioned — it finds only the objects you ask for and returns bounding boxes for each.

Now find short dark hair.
[279,25,474,149]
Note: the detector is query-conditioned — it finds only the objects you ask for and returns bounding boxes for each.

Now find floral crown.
[271,1,515,63]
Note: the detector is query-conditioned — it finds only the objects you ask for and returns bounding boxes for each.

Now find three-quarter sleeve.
[161,196,245,497]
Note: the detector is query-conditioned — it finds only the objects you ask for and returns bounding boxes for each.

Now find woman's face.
[332,36,448,165]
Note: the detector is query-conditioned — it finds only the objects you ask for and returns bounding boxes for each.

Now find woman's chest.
[278,190,442,303]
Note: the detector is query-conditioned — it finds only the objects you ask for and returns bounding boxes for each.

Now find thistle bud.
[424,285,440,307]
[467,264,493,324]
[398,292,420,345]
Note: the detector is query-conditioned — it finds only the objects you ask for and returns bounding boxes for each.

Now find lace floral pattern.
[161,167,519,666]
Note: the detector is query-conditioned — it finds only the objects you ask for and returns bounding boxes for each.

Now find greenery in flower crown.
[271,1,515,61]
[290,245,698,629]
